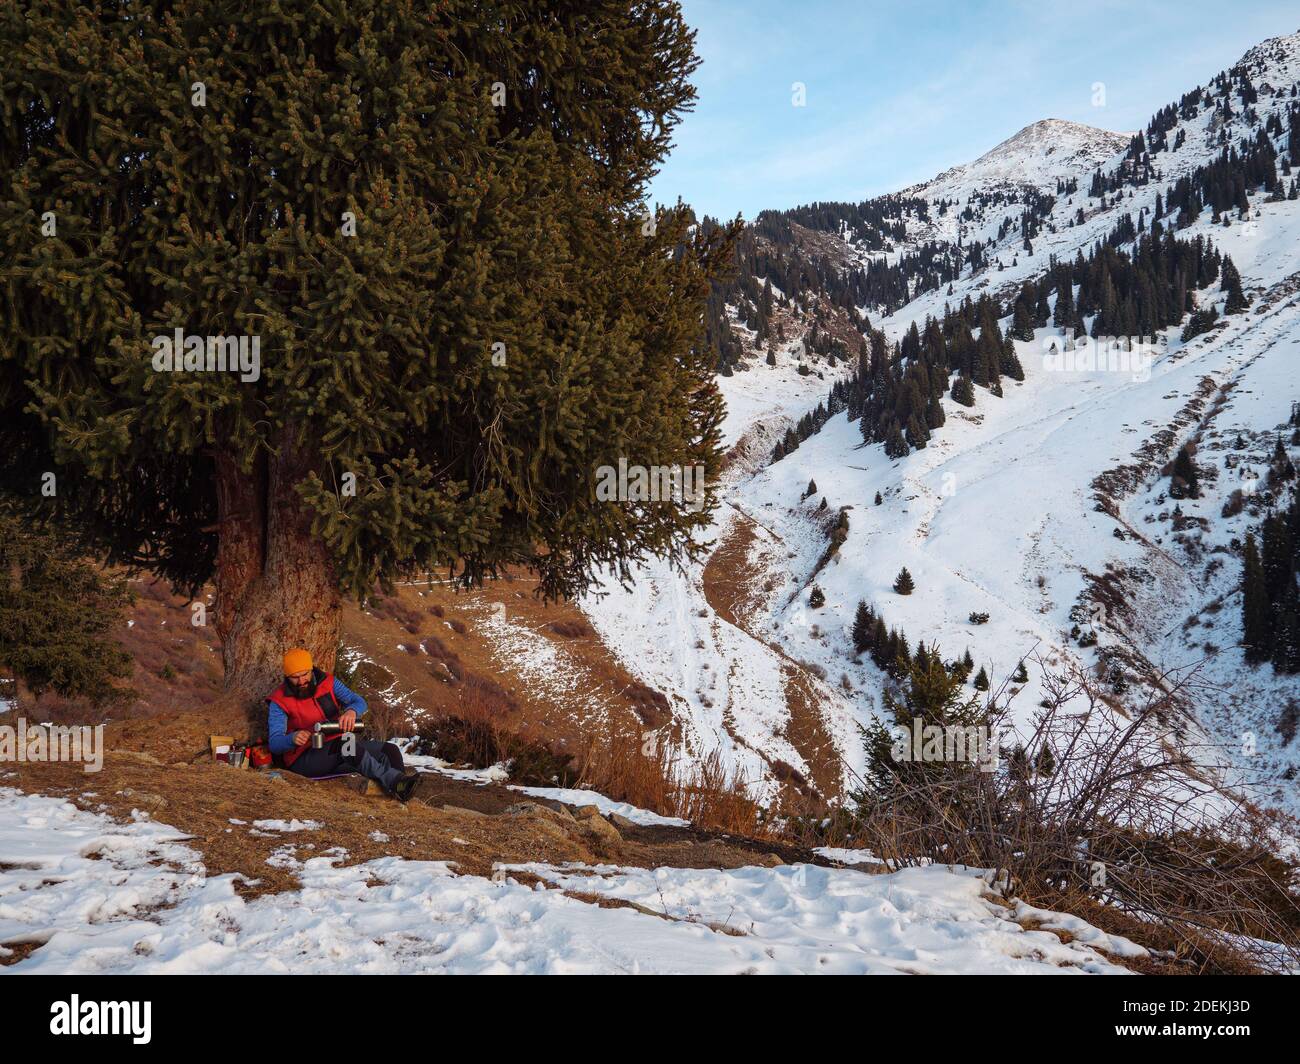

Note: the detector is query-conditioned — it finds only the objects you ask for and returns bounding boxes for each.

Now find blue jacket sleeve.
[333,678,367,718]
[267,700,295,755]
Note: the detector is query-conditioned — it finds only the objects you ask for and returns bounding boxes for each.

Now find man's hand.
[339,709,358,733]
[292,730,311,747]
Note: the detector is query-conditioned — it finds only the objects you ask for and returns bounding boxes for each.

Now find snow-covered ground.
[0,787,1143,974]
[506,785,689,827]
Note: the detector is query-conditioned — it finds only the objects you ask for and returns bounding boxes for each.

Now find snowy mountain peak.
[988,117,1125,158]
[917,118,1130,200]
[1232,28,1300,87]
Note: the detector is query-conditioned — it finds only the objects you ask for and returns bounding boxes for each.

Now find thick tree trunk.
[213,434,340,701]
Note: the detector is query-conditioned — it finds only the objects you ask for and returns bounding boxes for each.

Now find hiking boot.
[391,768,422,803]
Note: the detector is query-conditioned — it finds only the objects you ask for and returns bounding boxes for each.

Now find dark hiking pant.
[288,737,405,792]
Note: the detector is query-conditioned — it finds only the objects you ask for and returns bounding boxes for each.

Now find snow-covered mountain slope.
[1237,31,1300,88]
[837,116,1132,284]
[583,30,1300,814]
[739,195,1300,791]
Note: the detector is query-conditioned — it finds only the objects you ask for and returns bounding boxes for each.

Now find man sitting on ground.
[267,648,419,802]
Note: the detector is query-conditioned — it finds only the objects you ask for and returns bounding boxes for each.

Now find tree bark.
[213,434,340,699]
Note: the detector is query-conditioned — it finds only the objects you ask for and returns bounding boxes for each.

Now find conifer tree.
[1172,446,1200,499]
[1242,532,1273,662]
[913,640,931,673]
[1000,336,1025,382]
[1010,299,1035,342]
[893,567,915,595]
[852,600,874,654]
[1222,255,1250,314]
[950,376,976,408]
[871,617,889,666]
[893,631,913,677]
[0,1,729,695]
[1274,599,1300,673]
[1053,274,1077,333]
[884,423,909,459]
[974,327,998,387]
[856,651,987,798]
[0,506,134,706]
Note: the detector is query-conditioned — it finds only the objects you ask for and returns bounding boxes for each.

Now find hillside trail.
[701,501,846,800]
[1,704,829,924]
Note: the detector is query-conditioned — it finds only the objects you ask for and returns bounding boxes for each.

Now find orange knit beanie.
[282,648,313,676]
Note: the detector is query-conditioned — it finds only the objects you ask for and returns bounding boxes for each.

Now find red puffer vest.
[269,669,342,767]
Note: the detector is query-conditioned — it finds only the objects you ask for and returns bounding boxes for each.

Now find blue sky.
[649,0,1299,220]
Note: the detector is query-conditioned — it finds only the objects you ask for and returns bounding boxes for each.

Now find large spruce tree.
[1,1,731,695]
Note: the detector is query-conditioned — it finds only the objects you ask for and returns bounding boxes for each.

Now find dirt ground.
[3,706,833,908]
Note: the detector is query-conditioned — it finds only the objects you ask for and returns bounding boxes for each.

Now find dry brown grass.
[573,728,770,838]
[341,577,666,753]
[404,688,771,839]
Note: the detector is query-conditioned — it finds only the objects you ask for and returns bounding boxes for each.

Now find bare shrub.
[624,681,671,729]
[358,694,411,742]
[409,680,558,783]
[366,594,423,634]
[547,619,592,639]
[848,656,1300,973]
[420,635,463,681]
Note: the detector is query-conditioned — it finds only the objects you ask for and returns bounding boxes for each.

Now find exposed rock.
[504,801,574,826]
[526,816,583,848]
[117,788,167,810]
[579,815,622,845]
